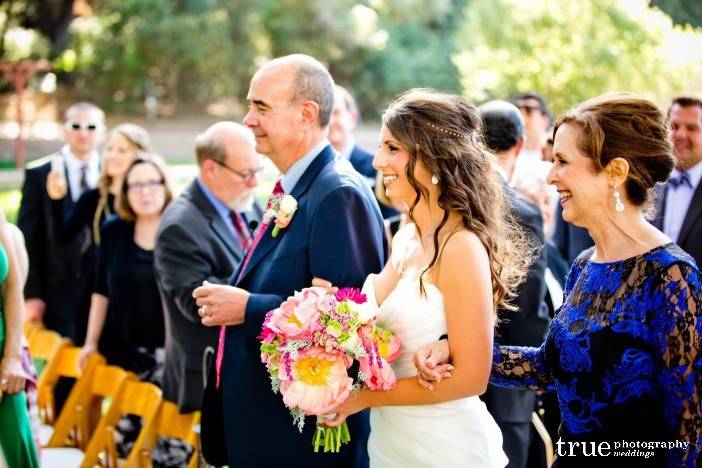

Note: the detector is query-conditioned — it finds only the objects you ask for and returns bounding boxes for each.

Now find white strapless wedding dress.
[363,225,507,468]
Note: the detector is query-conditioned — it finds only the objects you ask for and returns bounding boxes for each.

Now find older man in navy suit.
[195,55,387,467]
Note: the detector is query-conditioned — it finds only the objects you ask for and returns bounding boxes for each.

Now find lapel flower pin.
[265,194,298,237]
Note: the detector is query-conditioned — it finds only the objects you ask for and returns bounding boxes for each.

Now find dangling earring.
[431,175,439,185]
[613,185,624,213]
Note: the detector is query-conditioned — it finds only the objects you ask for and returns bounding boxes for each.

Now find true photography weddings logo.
[556,439,689,459]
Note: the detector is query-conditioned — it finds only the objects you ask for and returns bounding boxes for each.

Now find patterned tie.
[79,164,92,253]
[79,164,89,194]
[215,179,284,388]
[668,172,692,190]
[230,211,252,251]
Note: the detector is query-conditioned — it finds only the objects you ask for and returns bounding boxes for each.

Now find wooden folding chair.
[132,400,201,468]
[42,363,138,467]
[36,348,106,447]
[80,380,163,468]
[532,411,554,467]
[28,329,70,391]
[36,346,104,426]
[23,320,44,340]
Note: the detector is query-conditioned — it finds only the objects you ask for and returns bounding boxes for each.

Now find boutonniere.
[264,194,298,237]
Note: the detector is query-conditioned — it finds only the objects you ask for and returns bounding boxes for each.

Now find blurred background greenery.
[2,0,701,118]
[1,0,702,222]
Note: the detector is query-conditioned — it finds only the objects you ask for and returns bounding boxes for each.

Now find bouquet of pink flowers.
[258,286,400,453]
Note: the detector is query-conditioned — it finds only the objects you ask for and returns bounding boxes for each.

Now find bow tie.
[668,172,692,189]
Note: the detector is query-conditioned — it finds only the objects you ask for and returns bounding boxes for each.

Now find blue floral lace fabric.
[491,243,701,467]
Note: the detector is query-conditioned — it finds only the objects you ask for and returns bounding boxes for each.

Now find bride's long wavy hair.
[383,89,533,312]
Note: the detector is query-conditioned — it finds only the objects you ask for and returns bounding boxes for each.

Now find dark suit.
[552,203,594,265]
[154,181,262,413]
[482,190,548,468]
[18,155,94,343]
[651,181,702,268]
[201,145,387,467]
[349,145,399,219]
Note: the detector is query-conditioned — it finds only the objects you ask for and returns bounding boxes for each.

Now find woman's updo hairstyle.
[553,93,675,207]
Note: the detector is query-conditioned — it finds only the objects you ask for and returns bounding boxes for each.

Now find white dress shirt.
[663,161,702,242]
[62,145,100,202]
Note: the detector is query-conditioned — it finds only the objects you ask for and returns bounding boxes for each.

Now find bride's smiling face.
[373,125,432,207]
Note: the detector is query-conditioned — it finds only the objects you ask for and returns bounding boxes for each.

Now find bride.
[318,89,532,467]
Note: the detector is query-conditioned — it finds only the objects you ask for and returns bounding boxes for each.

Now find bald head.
[195,121,255,166]
[256,54,335,127]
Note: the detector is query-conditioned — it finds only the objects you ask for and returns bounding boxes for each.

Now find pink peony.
[257,310,277,344]
[280,346,353,415]
[268,288,326,339]
[358,354,396,391]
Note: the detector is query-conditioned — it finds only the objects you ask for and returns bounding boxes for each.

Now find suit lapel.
[677,181,702,245]
[237,145,336,284]
[651,183,666,231]
[188,182,243,261]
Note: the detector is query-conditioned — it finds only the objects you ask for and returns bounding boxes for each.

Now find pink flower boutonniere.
[265,194,298,237]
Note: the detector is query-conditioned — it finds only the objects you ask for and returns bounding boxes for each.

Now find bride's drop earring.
[431,175,439,185]
[613,185,624,213]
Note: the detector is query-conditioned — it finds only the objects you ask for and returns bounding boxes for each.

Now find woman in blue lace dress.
[415,94,701,467]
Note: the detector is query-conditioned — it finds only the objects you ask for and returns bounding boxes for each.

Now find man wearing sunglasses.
[515,92,551,161]
[154,121,263,414]
[18,102,105,344]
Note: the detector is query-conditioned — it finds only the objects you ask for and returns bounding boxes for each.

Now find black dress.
[94,218,165,378]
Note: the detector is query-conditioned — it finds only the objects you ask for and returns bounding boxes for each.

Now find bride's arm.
[326,231,494,424]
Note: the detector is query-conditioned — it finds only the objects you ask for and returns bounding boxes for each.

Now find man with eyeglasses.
[154,121,263,414]
[18,101,105,343]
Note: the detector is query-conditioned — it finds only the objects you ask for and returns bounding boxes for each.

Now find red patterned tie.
[215,179,284,388]
[230,211,252,251]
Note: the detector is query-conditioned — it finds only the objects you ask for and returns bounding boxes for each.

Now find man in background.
[154,121,262,413]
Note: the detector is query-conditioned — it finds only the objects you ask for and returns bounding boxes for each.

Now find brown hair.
[554,93,675,207]
[115,153,173,222]
[383,88,532,312]
[95,124,152,242]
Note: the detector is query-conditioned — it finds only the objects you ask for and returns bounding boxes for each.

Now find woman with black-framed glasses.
[78,154,176,457]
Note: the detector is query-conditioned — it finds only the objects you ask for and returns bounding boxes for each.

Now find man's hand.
[412,339,452,390]
[25,298,46,323]
[193,281,249,327]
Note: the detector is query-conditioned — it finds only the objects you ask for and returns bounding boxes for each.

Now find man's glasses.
[518,105,544,116]
[65,122,101,132]
[213,160,263,182]
[127,180,164,193]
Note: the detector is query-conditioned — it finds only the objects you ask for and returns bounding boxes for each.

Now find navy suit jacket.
[651,182,702,268]
[552,203,594,265]
[201,145,387,467]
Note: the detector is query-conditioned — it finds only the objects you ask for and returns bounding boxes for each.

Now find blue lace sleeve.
[490,341,554,391]
[654,263,701,467]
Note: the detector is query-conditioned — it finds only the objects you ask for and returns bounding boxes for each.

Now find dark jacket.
[154,180,262,412]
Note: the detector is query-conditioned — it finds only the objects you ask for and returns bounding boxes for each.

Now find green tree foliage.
[454,0,702,114]
[652,0,702,28]
[62,0,249,112]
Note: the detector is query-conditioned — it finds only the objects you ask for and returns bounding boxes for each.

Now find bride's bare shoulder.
[439,230,489,269]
